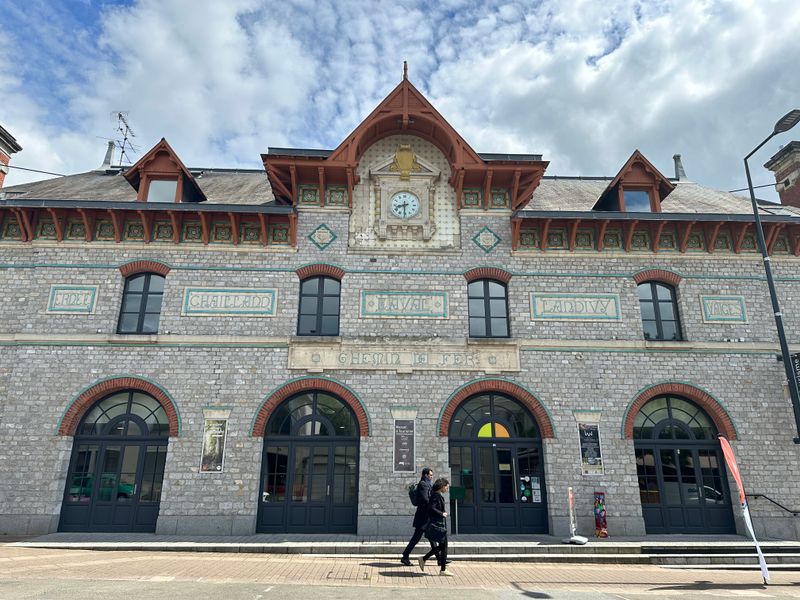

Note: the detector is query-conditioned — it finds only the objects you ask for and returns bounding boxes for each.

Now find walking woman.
[418,477,453,576]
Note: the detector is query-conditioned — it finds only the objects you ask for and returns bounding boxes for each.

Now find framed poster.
[393,419,415,473]
[578,422,604,476]
[200,419,228,473]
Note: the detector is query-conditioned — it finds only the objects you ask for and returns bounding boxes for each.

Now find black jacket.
[427,490,447,530]
[412,477,432,529]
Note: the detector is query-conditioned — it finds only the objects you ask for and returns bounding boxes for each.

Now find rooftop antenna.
[112,111,137,165]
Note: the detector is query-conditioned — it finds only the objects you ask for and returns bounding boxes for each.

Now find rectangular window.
[147,179,178,202]
[623,189,652,212]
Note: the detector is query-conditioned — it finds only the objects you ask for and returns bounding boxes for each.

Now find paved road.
[1,545,799,599]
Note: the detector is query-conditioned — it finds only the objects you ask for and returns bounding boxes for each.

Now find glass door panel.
[496,448,515,503]
[117,445,140,503]
[139,445,167,502]
[659,448,681,504]
[478,447,496,503]
[309,446,328,502]
[66,444,99,503]
[291,446,310,502]
[98,446,121,501]
[263,445,289,503]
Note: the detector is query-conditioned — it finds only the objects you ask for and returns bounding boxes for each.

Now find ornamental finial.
[403,61,408,80]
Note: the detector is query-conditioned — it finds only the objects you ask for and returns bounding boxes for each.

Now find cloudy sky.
[2,0,799,201]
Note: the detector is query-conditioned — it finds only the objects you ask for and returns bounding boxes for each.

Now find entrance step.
[12,535,800,569]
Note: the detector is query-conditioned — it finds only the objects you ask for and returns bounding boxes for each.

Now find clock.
[390,191,420,219]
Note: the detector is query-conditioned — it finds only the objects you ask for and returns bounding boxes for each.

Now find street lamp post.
[744,109,800,444]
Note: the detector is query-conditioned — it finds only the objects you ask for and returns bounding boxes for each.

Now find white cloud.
[2,0,799,201]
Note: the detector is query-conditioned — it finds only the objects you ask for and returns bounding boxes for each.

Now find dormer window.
[593,150,674,213]
[146,178,179,202]
[124,138,206,203]
[623,188,653,212]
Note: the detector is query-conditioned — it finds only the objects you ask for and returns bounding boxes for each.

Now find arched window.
[78,390,170,438]
[267,391,358,437]
[637,281,682,341]
[449,393,539,439]
[633,395,717,441]
[117,272,165,334]
[297,276,340,336]
[468,279,509,338]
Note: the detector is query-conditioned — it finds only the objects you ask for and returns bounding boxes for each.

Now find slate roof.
[0,167,276,205]
[2,163,794,217]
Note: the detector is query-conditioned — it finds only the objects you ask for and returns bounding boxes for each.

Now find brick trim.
[252,378,369,437]
[59,377,180,437]
[119,260,171,278]
[633,268,681,287]
[464,267,512,284]
[295,264,345,280]
[439,379,554,438]
[623,382,736,440]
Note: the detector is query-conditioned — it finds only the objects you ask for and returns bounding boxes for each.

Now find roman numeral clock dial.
[390,191,420,219]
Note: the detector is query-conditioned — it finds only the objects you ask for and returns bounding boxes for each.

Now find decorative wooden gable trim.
[263,74,547,211]
[594,150,675,212]
[124,138,206,203]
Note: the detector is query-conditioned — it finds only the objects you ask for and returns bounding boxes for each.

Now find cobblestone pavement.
[1,545,800,598]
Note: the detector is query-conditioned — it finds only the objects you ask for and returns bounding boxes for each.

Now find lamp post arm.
[744,137,800,444]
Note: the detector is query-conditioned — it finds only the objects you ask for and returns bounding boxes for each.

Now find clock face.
[390,191,420,219]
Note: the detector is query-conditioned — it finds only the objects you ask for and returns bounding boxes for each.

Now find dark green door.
[258,391,359,533]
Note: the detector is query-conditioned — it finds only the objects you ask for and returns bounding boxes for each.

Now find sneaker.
[418,556,426,571]
[400,556,411,566]
[439,570,454,577]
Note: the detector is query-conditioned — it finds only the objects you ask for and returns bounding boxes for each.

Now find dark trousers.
[422,538,448,570]
[402,526,432,557]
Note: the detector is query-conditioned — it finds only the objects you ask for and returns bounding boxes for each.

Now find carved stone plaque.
[182,288,277,317]
[360,291,448,319]
[289,342,519,373]
[530,293,621,321]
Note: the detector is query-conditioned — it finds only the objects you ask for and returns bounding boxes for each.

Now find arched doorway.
[257,391,359,533]
[448,393,547,533]
[59,390,170,532]
[634,395,735,534]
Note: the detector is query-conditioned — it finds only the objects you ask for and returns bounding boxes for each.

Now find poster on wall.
[578,422,604,475]
[200,419,228,473]
[393,419,415,473]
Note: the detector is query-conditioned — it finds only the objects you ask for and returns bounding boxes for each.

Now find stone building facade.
[1,77,800,539]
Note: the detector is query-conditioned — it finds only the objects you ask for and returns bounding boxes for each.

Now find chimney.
[97,140,115,171]
[765,142,800,207]
[672,154,688,181]
[0,125,23,188]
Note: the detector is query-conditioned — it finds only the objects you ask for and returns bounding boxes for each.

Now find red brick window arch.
[623,382,736,440]
[252,378,370,438]
[59,376,180,437]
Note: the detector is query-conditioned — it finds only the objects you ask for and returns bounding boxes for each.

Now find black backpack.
[408,482,420,506]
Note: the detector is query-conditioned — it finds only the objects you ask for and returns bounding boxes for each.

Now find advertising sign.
[393,419,415,473]
[200,419,228,473]
[578,422,604,475]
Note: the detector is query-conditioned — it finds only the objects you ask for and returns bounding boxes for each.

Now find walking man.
[400,467,433,566]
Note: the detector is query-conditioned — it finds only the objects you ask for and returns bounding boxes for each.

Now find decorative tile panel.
[67,220,86,240]
[700,295,747,323]
[774,235,789,253]
[326,186,347,206]
[575,228,594,250]
[37,219,57,239]
[714,233,731,251]
[211,223,232,242]
[309,224,336,250]
[124,221,145,241]
[182,222,203,243]
[154,221,174,242]
[182,287,277,317]
[95,221,116,241]
[686,232,705,251]
[602,229,622,250]
[270,224,291,245]
[472,226,501,253]
[631,231,649,250]
[47,285,99,314]
[741,233,757,252]
[530,293,621,321]
[241,224,261,244]
[519,229,539,249]
[462,188,482,208]
[545,228,566,250]
[490,189,509,209]
[658,230,677,251]
[360,291,448,319]
[299,185,320,205]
